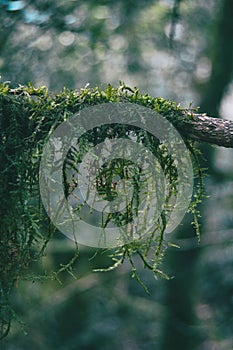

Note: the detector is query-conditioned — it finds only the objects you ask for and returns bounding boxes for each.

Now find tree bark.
[173,113,233,148]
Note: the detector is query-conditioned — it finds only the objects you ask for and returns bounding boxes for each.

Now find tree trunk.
[160,1,233,349]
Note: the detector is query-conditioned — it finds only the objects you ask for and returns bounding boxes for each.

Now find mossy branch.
[5,83,233,148]
[0,81,215,338]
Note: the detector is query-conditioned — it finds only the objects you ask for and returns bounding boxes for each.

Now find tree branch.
[173,112,233,148]
[3,86,233,148]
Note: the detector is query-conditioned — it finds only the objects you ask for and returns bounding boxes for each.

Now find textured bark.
[175,113,233,148]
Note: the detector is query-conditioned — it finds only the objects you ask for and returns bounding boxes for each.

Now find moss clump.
[0,81,204,339]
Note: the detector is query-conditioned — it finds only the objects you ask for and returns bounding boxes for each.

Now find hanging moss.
[0,81,205,339]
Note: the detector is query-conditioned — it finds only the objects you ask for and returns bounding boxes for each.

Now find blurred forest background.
[0,0,233,349]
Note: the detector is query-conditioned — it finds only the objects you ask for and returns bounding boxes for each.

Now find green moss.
[0,81,205,339]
